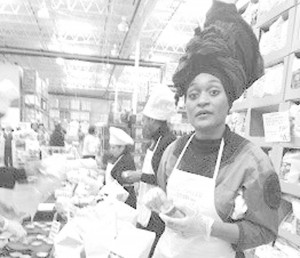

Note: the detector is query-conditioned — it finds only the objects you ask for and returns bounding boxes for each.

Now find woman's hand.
[121,170,142,183]
[3,219,27,240]
[159,203,214,240]
[143,187,168,213]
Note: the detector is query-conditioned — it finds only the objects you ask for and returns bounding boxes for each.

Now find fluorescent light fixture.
[111,44,118,57]
[56,57,64,65]
[118,16,129,32]
[37,2,50,19]
[57,20,95,35]
[157,27,191,46]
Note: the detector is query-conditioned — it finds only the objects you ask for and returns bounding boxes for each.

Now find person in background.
[0,79,27,240]
[126,85,177,256]
[30,122,39,133]
[3,126,13,167]
[49,122,65,147]
[144,1,281,257]
[37,123,49,146]
[106,127,136,208]
[82,125,100,159]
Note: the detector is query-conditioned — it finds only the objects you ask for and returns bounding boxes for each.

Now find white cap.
[109,127,134,146]
[0,79,19,114]
[143,84,176,121]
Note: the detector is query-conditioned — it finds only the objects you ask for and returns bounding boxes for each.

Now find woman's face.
[185,73,229,136]
[110,145,124,158]
[142,116,159,139]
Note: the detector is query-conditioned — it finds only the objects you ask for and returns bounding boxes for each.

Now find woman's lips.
[195,110,212,118]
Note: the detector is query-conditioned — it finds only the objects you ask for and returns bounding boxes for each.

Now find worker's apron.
[153,134,235,258]
[105,154,124,184]
[137,137,162,226]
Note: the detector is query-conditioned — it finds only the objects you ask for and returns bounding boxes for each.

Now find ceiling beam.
[49,88,132,101]
[0,46,165,68]
[107,0,161,87]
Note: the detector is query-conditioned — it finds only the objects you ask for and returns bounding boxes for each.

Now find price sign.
[263,111,291,142]
[48,213,61,241]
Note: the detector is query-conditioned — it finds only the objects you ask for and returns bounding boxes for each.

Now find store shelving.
[259,7,296,66]
[279,137,300,147]
[280,180,300,197]
[256,0,296,29]
[233,1,300,254]
[231,97,251,112]
[278,228,300,247]
[284,53,300,100]
[236,0,250,12]
[292,4,300,52]
[20,68,49,126]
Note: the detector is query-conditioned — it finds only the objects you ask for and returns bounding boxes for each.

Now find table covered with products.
[0,154,155,258]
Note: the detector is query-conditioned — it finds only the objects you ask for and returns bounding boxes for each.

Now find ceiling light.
[37,1,49,19]
[57,20,95,34]
[118,17,129,32]
[56,57,64,65]
[111,44,119,57]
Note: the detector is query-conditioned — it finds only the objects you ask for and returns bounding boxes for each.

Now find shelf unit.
[256,0,295,29]
[278,228,300,247]
[280,180,300,197]
[292,4,300,52]
[232,0,300,253]
[237,0,250,12]
[21,68,49,127]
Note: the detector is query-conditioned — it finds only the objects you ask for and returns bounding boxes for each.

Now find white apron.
[137,137,162,226]
[153,134,235,258]
[105,155,124,185]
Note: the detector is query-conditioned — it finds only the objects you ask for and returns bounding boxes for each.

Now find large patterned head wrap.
[172,1,264,106]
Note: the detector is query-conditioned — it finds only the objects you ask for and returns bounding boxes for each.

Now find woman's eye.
[188,93,198,100]
[210,90,220,96]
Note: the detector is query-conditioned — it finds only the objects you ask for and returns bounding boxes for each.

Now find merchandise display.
[257,0,287,18]
[234,0,300,255]
[1,0,300,257]
[280,150,300,184]
[252,63,284,98]
[226,112,247,137]
[291,56,300,89]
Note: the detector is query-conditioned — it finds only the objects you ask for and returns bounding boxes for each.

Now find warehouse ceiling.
[0,0,212,96]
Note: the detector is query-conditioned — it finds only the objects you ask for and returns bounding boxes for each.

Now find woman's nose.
[197,92,209,105]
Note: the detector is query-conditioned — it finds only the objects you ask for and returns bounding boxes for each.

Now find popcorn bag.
[54,220,85,258]
[54,200,154,258]
[99,180,129,203]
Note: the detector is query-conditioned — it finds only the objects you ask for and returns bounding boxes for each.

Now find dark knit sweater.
[174,126,246,178]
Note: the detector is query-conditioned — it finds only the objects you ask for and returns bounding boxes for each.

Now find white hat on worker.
[143,84,176,121]
[109,127,134,146]
[0,79,19,114]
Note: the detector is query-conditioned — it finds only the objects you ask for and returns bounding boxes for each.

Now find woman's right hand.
[121,170,142,183]
[4,219,27,240]
[143,187,168,213]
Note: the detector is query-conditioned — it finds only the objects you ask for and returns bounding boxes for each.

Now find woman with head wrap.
[144,1,281,258]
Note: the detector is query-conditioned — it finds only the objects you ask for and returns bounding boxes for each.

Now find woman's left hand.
[159,203,214,239]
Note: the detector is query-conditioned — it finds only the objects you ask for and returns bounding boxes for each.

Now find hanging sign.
[263,111,291,142]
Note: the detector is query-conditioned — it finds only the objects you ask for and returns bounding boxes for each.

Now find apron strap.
[212,138,224,181]
[111,154,124,170]
[174,133,195,170]
[173,134,224,181]
[151,136,162,154]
